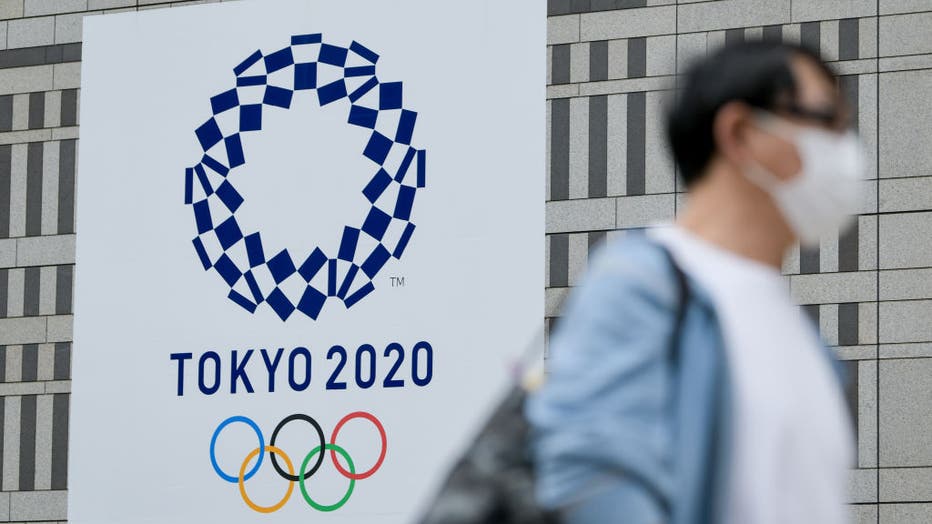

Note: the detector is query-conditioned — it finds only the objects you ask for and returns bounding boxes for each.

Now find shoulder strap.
[657,243,691,364]
[626,242,690,517]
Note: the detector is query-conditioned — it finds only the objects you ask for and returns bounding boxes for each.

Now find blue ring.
[210,415,265,483]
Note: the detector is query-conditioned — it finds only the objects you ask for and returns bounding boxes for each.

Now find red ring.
[329,411,387,480]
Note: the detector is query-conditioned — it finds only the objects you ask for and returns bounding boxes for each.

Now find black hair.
[666,40,836,186]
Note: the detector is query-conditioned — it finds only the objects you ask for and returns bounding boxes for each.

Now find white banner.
[70,0,544,522]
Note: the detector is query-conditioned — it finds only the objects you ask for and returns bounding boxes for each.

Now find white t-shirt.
[650,225,854,524]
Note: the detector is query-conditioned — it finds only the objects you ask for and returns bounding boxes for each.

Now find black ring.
[269,414,326,481]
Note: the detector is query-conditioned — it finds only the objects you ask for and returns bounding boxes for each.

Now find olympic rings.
[210,415,264,483]
[330,411,387,480]
[209,412,386,513]
[270,414,326,481]
[239,445,294,513]
[300,443,355,512]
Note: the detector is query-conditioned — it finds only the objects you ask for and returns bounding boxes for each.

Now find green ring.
[299,443,355,512]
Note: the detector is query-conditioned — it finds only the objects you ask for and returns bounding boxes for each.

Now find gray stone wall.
[0,0,927,522]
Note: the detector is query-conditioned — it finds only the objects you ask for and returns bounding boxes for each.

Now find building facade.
[0,0,928,522]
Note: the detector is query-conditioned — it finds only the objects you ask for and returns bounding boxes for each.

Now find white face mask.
[744,112,865,247]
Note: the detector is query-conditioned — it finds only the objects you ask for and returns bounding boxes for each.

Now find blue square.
[214,216,243,250]
[298,247,327,281]
[266,288,295,321]
[240,104,262,132]
[264,86,293,109]
[361,244,391,278]
[363,132,393,164]
[294,62,317,90]
[362,206,391,240]
[216,180,243,212]
[379,82,403,110]
[214,254,242,287]
[210,89,239,115]
[267,250,297,283]
[363,168,392,203]
[348,105,378,129]
[195,118,223,150]
[264,47,294,73]
[318,80,347,106]
[319,44,348,66]
[297,285,327,319]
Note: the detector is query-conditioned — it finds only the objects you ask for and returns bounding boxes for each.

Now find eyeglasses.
[773,102,849,129]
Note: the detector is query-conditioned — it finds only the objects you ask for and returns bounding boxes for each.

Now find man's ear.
[712,101,754,168]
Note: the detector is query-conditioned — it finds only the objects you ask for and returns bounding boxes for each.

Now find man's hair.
[665,41,836,186]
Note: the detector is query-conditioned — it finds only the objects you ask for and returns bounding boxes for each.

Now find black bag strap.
[658,242,691,366]
[585,241,691,520]
[643,242,691,517]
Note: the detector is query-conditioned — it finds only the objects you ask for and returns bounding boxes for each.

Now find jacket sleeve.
[526,241,680,523]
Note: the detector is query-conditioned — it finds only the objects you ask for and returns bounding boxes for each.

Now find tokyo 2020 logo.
[185,34,426,321]
[210,411,387,513]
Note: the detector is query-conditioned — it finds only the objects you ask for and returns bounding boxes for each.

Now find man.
[527,41,861,524]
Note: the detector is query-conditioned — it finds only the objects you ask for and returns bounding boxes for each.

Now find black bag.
[418,382,558,524]
[418,245,689,524]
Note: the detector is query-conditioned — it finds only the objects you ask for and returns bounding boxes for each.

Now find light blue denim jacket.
[527,234,845,524]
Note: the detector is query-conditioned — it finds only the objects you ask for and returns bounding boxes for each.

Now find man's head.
[667,41,863,247]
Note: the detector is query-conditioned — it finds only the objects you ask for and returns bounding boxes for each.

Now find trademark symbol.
[390,276,406,288]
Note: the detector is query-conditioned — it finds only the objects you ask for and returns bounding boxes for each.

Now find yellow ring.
[238,445,295,513]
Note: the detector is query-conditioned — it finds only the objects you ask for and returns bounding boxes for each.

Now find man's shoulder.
[587,232,675,284]
[550,232,683,324]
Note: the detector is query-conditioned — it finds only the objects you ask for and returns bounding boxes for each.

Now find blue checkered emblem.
[185,34,425,320]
